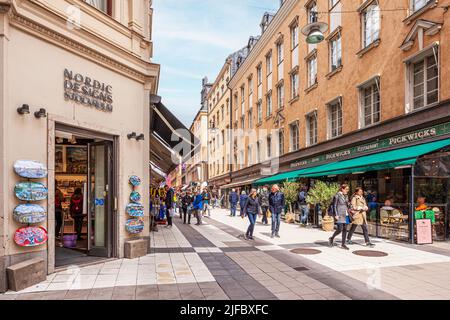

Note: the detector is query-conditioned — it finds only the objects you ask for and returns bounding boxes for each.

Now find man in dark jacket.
[298,186,309,226]
[181,191,193,224]
[269,184,285,238]
[229,189,239,217]
[258,187,270,225]
[165,185,175,228]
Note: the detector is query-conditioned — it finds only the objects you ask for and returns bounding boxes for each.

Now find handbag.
[267,209,272,220]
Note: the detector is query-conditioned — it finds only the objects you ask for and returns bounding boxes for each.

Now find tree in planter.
[306,181,339,231]
[281,180,300,223]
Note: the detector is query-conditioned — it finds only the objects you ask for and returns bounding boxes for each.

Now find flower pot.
[322,216,335,232]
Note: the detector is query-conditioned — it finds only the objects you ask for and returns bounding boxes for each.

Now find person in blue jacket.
[229,189,239,217]
[192,190,204,226]
[269,184,285,238]
[239,191,248,216]
[242,189,260,240]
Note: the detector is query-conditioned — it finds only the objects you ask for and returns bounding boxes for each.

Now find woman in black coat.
[242,189,260,240]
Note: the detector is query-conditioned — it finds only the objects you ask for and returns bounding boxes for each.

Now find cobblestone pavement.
[2,208,450,300]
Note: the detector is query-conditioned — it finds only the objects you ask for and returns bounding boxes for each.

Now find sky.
[152,0,280,127]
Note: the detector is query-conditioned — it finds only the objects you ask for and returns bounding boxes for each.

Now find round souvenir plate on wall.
[126,203,144,217]
[129,175,141,188]
[14,226,48,247]
[125,219,144,234]
[130,191,141,203]
[13,204,47,224]
[13,160,48,179]
[14,182,48,201]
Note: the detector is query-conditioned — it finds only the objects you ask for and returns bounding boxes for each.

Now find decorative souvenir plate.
[129,175,141,187]
[126,203,144,217]
[14,226,48,247]
[14,182,48,201]
[125,219,144,234]
[13,160,48,179]
[130,191,141,203]
[13,204,46,224]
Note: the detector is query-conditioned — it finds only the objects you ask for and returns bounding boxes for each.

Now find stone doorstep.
[7,258,46,292]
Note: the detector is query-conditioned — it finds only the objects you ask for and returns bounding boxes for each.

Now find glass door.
[87,141,113,257]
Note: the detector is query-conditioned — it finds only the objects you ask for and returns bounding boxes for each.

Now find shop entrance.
[54,127,115,267]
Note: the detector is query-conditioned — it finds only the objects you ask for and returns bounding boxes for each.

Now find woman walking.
[239,191,248,216]
[328,184,351,250]
[181,191,193,224]
[242,189,260,240]
[192,190,204,226]
[347,187,375,247]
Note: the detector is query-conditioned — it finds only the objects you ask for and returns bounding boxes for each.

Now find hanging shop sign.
[291,122,450,169]
[63,69,113,112]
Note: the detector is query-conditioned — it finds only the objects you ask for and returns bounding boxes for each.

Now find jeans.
[271,212,281,235]
[182,207,191,224]
[230,203,237,216]
[330,223,348,246]
[246,213,257,237]
[55,210,63,237]
[261,206,269,224]
[299,205,309,225]
[203,202,211,216]
[195,210,202,225]
[74,216,84,238]
[347,224,370,243]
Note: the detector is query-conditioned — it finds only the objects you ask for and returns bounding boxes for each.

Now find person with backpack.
[328,184,351,250]
[298,186,309,226]
[70,188,84,240]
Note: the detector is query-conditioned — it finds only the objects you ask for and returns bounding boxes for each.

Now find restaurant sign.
[63,69,113,112]
[291,122,450,169]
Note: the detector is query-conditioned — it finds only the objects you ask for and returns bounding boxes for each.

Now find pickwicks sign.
[63,69,113,112]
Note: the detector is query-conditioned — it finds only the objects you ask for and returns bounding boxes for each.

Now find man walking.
[258,187,270,225]
[269,184,285,238]
[229,189,238,217]
[164,185,175,228]
[202,188,211,217]
[298,186,309,226]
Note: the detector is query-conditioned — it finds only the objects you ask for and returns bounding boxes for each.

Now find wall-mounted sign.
[64,69,113,112]
[291,122,450,169]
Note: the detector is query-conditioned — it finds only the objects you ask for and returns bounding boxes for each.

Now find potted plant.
[281,180,300,224]
[306,181,340,232]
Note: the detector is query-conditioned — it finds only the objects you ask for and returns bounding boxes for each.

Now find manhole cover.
[290,248,322,255]
[353,250,388,257]
[293,267,310,272]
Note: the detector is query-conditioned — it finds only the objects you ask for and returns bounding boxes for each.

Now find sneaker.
[328,238,334,248]
[248,236,254,240]
[347,240,354,245]
[275,233,280,238]
[366,242,375,248]
[340,245,350,251]
[243,234,249,240]
[271,233,275,239]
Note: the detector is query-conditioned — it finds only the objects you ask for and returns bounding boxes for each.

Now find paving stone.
[64,289,91,300]
[88,287,114,300]
[136,285,159,300]
[112,286,136,300]
[16,292,46,300]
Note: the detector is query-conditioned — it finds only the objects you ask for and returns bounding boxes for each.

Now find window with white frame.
[290,72,299,99]
[266,53,273,89]
[328,99,343,138]
[411,0,428,12]
[330,33,342,71]
[360,79,380,127]
[290,22,299,68]
[362,3,380,48]
[289,122,299,152]
[239,150,244,169]
[277,84,285,109]
[278,129,285,156]
[221,105,224,119]
[256,141,261,163]
[221,130,225,146]
[257,101,263,123]
[85,0,111,15]
[240,86,245,116]
[248,77,253,109]
[306,112,318,146]
[410,51,439,110]
[257,64,263,99]
[307,1,318,23]
[266,94,273,116]
[248,145,253,166]
[277,42,284,81]
[267,135,272,158]
[248,109,253,128]
[329,0,340,9]
[307,54,318,87]
[241,116,245,129]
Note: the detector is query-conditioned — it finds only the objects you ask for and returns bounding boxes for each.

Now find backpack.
[71,197,83,216]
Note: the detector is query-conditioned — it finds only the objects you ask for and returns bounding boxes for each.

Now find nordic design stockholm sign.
[64,69,113,112]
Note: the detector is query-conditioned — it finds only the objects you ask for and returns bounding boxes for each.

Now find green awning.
[254,138,450,184]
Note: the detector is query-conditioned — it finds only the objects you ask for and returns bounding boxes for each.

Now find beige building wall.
[186,110,208,183]
[229,0,450,173]
[207,59,232,185]
[0,0,159,290]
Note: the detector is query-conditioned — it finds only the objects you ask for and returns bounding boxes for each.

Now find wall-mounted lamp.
[136,134,145,141]
[127,132,137,140]
[34,108,47,119]
[17,104,30,115]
